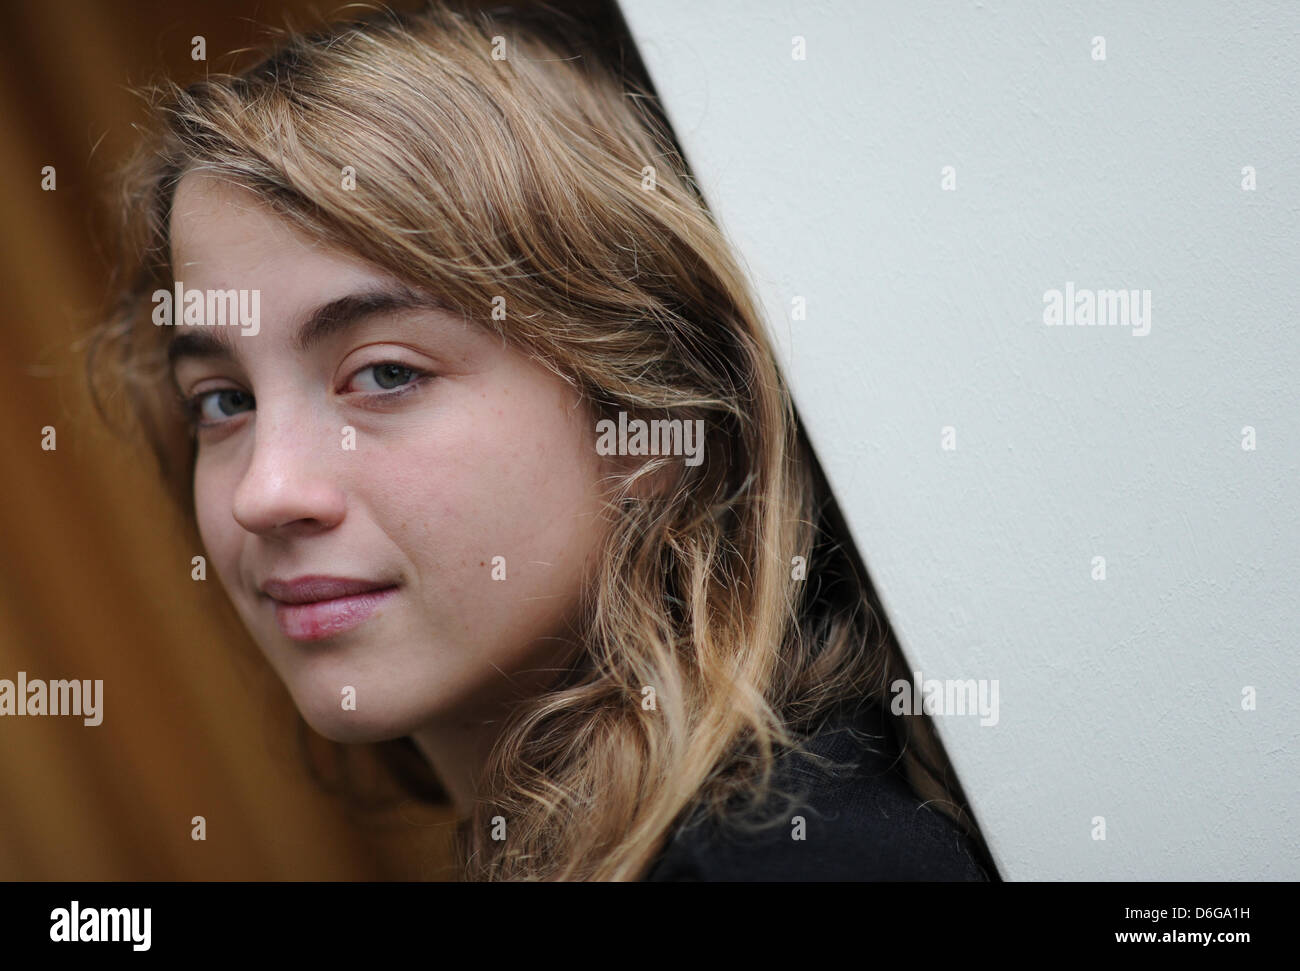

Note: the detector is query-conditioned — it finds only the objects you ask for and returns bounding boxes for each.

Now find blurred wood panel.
[0,0,468,880]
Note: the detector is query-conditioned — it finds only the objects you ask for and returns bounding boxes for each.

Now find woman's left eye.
[348,362,423,393]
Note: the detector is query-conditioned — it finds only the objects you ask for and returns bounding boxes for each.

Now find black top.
[643,703,994,881]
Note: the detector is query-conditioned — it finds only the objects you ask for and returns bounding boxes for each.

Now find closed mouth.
[260,576,400,641]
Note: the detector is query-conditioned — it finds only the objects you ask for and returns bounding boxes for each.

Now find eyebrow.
[166,284,448,367]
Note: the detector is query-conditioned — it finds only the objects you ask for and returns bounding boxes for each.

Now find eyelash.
[182,362,433,429]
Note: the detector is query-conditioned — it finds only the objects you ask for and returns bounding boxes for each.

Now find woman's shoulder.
[643,705,992,882]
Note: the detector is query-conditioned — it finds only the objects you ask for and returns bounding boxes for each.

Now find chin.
[290,684,429,744]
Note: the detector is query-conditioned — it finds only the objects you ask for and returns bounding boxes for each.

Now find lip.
[261,575,399,642]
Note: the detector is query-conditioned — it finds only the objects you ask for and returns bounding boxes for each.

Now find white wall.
[617,0,1300,879]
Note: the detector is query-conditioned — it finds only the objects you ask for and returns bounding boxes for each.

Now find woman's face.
[168,172,611,744]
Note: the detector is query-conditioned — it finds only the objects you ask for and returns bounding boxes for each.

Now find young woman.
[90,1,996,881]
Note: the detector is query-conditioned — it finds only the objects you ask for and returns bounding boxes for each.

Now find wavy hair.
[88,0,989,880]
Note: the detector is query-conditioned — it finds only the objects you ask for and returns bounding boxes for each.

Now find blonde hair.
[90,0,988,880]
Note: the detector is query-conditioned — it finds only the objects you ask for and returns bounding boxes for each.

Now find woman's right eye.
[187,388,255,426]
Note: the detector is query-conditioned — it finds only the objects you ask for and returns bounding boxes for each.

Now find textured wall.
[618,0,1300,878]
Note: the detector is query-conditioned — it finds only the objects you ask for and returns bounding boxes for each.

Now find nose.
[231,407,347,536]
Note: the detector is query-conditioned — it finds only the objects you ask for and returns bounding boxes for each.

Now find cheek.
[192,453,241,571]
[375,381,605,625]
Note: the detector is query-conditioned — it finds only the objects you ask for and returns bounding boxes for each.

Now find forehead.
[170,171,376,284]
[167,171,397,323]
[171,172,289,266]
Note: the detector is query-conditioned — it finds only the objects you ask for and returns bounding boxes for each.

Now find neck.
[409,628,586,817]
[410,715,499,818]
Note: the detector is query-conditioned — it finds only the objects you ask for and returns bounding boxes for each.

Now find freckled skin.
[171,173,613,749]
